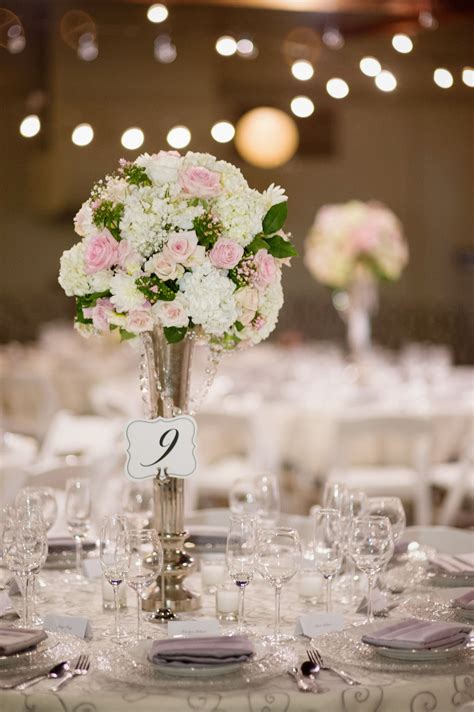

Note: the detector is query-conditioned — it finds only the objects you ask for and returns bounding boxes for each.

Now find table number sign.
[124,415,197,481]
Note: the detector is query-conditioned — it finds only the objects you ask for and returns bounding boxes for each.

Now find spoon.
[301,658,321,689]
[15,660,69,690]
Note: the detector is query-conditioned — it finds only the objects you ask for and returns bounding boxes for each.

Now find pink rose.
[209,238,244,270]
[253,249,277,289]
[125,307,154,334]
[147,252,183,280]
[152,294,189,328]
[351,224,379,252]
[164,231,198,263]
[235,287,259,325]
[83,297,113,332]
[118,240,141,272]
[84,230,118,274]
[180,166,221,198]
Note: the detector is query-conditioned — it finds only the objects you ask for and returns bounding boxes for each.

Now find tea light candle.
[102,579,127,610]
[216,587,239,620]
[298,574,322,601]
[200,558,226,592]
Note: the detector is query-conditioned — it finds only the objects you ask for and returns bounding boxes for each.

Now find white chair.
[328,414,433,525]
[0,372,57,441]
[431,433,474,526]
[402,525,474,555]
[39,410,123,459]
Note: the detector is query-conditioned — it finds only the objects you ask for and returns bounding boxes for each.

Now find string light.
[322,27,344,50]
[72,123,94,146]
[19,115,41,138]
[211,121,235,143]
[462,67,474,88]
[290,96,314,118]
[326,78,349,99]
[167,125,191,149]
[433,68,453,88]
[154,35,177,63]
[392,34,413,54]
[360,57,382,77]
[237,38,257,58]
[121,127,144,150]
[375,70,397,92]
[77,33,98,61]
[147,4,168,24]
[215,36,237,57]
[291,60,314,81]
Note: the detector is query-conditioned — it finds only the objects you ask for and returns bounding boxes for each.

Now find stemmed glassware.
[100,515,130,643]
[126,529,163,641]
[226,515,256,633]
[120,482,153,530]
[255,474,280,528]
[364,497,406,544]
[256,527,301,644]
[65,478,91,584]
[349,515,395,623]
[3,517,48,626]
[339,490,366,600]
[16,487,58,532]
[0,506,15,588]
[322,482,348,511]
[313,508,343,612]
[229,478,259,517]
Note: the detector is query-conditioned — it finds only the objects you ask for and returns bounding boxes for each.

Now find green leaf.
[136,275,177,303]
[234,321,244,332]
[119,328,135,342]
[264,235,298,259]
[262,202,288,235]
[123,165,152,187]
[246,235,269,254]
[164,326,187,343]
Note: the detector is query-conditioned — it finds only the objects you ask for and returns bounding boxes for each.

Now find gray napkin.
[148,635,255,667]
[356,589,397,617]
[0,625,47,656]
[453,589,474,610]
[47,538,96,555]
[429,553,474,575]
[362,618,471,650]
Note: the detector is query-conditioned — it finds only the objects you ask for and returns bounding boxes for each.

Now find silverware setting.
[288,666,317,693]
[308,645,361,686]
[51,654,90,691]
[14,660,69,690]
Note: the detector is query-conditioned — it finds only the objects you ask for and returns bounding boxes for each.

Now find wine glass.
[255,474,280,528]
[100,515,130,643]
[322,482,348,511]
[0,506,15,587]
[349,516,395,623]
[16,487,58,532]
[256,527,301,644]
[120,482,153,530]
[225,515,256,632]
[3,518,48,627]
[15,504,48,623]
[229,478,259,516]
[65,478,91,583]
[313,509,343,612]
[339,490,366,599]
[126,529,163,641]
[364,497,406,544]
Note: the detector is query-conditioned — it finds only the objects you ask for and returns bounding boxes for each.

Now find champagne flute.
[120,482,153,530]
[126,529,163,641]
[0,506,15,588]
[3,518,48,627]
[313,508,343,612]
[16,487,58,532]
[100,515,130,643]
[256,527,301,644]
[340,490,366,600]
[15,505,48,624]
[349,516,395,623]
[65,478,91,583]
[322,482,348,511]
[255,474,280,528]
[226,515,256,632]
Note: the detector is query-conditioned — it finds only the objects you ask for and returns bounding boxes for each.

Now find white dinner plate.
[128,640,246,678]
[0,637,56,667]
[452,606,474,622]
[427,571,474,588]
[366,639,469,662]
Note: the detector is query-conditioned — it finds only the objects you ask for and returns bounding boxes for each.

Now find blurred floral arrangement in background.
[59,150,296,348]
[304,200,408,289]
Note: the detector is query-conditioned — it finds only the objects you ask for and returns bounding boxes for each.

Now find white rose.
[235,287,259,325]
[146,253,184,281]
[152,294,189,328]
[184,245,206,268]
[136,151,182,184]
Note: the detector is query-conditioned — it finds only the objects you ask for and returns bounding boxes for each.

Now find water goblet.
[226,515,256,633]
[65,478,91,583]
[120,482,153,530]
[229,478,259,516]
[364,497,406,544]
[255,474,280,528]
[126,529,163,641]
[100,514,130,643]
[313,508,343,612]
[256,527,301,644]
[349,515,395,623]
[16,487,58,532]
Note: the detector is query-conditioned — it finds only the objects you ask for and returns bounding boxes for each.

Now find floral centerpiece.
[305,200,408,355]
[59,150,296,348]
[58,150,296,615]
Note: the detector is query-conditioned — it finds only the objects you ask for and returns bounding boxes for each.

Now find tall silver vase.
[139,326,200,613]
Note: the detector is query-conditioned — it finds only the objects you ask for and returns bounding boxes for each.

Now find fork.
[308,646,360,686]
[51,654,90,692]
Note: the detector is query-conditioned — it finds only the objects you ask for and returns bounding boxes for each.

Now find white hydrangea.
[215,189,267,247]
[89,270,114,293]
[120,186,171,257]
[73,203,96,239]
[58,242,90,296]
[110,272,144,312]
[256,274,284,343]
[179,261,237,335]
[170,199,205,231]
[101,176,129,203]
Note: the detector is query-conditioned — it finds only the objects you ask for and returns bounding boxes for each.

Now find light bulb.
[215,35,237,57]
[392,34,413,54]
[433,68,453,89]
[360,57,382,77]
[462,67,474,88]
[19,114,41,138]
[211,121,235,143]
[121,127,144,150]
[375,70,397,92]
[326,78,349,99]
[290,96,314,118]
[167,125,191,149]
[147,4,168,23]
[72,123,94,146]
[291,60,314,81]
